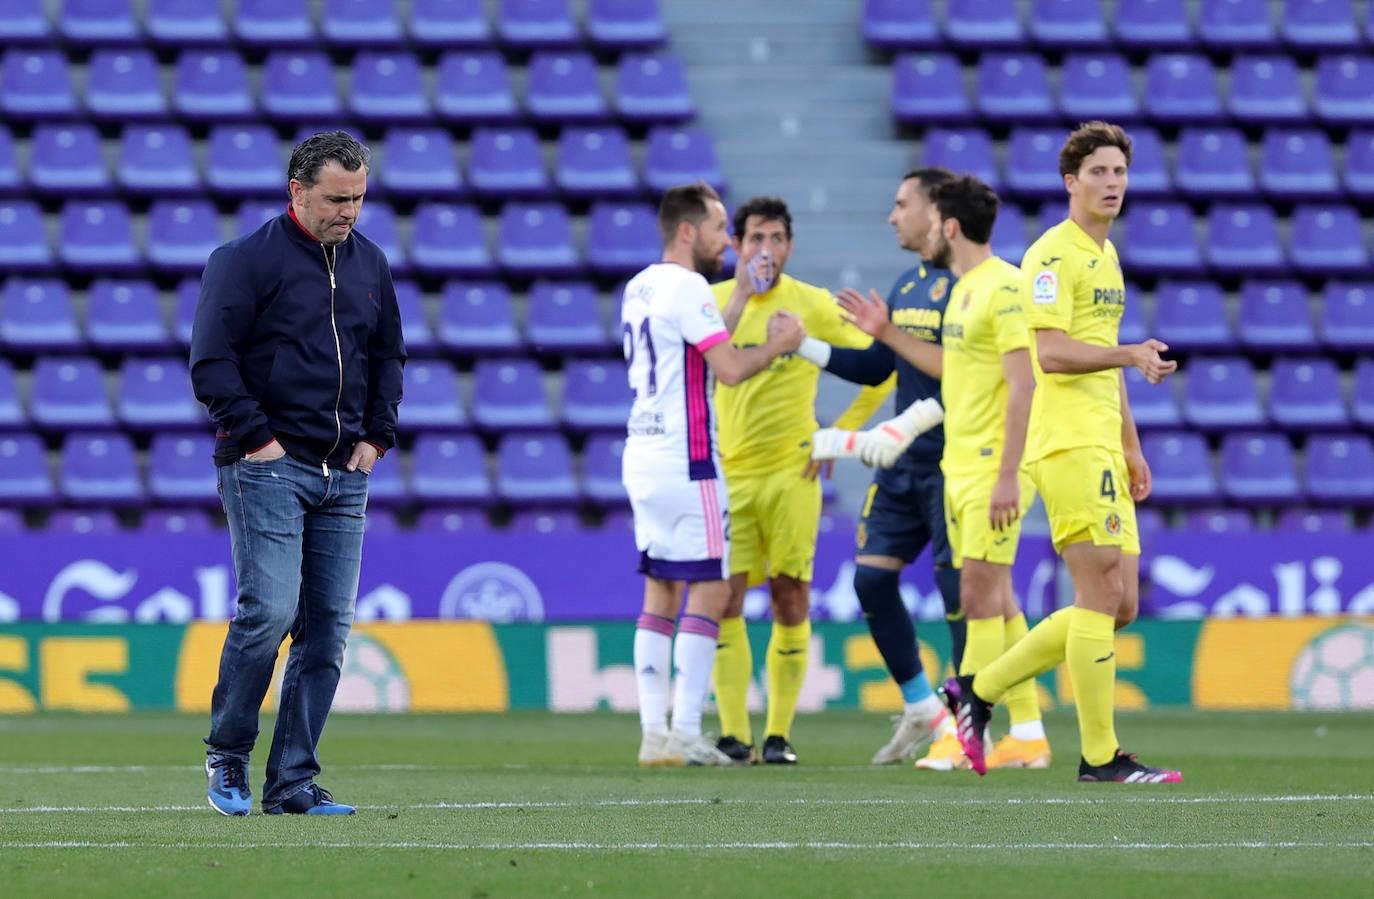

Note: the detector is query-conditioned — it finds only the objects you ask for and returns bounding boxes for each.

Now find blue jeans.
[206,454,368,810]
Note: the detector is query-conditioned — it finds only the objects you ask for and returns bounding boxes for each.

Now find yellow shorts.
[944,469,1037,568]
[725,466,821,586]
[1028,446,1140,554]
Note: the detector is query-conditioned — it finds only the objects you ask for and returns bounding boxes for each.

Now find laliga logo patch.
[1032,270,1058,305]
[928,277,949,302]
[701,302,720,321]
[1105,512,1122,536]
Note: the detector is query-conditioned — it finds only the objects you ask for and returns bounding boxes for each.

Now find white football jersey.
[620,262,731,482]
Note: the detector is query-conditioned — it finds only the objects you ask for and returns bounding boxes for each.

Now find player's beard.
[928,236,953,269]
[692,242,722,277]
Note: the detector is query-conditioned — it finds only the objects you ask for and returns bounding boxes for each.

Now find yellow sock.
[973,608,1070,702]
[1067,607,1119,766]
[959,616,1004,676]
[712,616,753,744]
[763,619,810,739]
[1001,613,1040,726]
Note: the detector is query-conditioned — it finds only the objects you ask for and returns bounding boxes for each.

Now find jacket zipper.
[322,243,344,477]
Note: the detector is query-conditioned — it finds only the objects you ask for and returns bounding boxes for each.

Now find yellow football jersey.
[939,256,1030,476]
[1020,219,1126,461]
[712,274,872,478]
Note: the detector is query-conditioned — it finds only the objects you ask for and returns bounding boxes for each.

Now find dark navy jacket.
[824,260,953,472]
[190,209,406,469]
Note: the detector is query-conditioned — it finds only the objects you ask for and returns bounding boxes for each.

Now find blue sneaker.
[206,753,251,816]
[264,783,355,816]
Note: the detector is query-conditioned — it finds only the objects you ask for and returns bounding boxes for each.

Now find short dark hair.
[657,181,722,245]
[901,166,957,197]
[731,196,792,240]
[929,175,1000,245]
[288,131,371,187]
[1059,121,1132,178]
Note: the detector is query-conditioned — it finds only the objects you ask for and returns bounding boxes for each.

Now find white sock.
[634,624,672,734]
[1010,720,1046,741]
[669,626,719,736]
[904,694,944,718]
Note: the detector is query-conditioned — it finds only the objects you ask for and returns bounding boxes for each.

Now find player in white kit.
[623,182,805,766]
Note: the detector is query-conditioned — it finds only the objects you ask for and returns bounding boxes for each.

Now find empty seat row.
[893,51,1374,126]
[0,48,693,126]
[867,0,1374,52]
[1143,431,1374,506]
[0,0,665,51]
[1166,506,1358,536]
[0,123,724,201]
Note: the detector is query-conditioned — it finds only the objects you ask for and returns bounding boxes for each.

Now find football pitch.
[1,709,1371,898]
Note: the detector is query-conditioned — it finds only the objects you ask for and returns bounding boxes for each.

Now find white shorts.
[624,465,730,582]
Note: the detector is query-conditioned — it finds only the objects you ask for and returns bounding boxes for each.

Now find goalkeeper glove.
[810,398,944,469]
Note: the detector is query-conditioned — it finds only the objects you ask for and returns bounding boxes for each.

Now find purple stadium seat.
[140,508,217,534]
[47,510,121,534]
[1124,365,1181,429]
[0,434,54,505]
[1186,508,1253,533]
[495,432,579,505]
[59,200,140,273]
[1036,201,1069,233]
[409,204,493,278]
[409,434,492,504]
[435,51,519,124]
[87,279,172,353]
[561,358,633,430]
[1229,56,1307,125]
[30,357,113,430]
[1,279,80,352]
[409,0,490,48]
[1305,434,1374,505]
[497,0,579,49]
[173,277,199,349]
[1275,508,1352,534]
[145,0,230,45]
[262,52,341,121]
[975,53,1054,122]
[471,358,554,430]
[380,128,463,199]
[146,200,221,274]
[0,126,19,194]
[556,127,638,199]
[527,51,608,124]
[891,53,970,123]
[205,125,281,196]
[356,202,405,272]
[85,49,166,120]
[527,283,612,356]
[1198,0,1278,49]
[0,202,53,272]
[615,53,695,124]
[118,357,204,430]
[1236,280,1315,351]
[1221,432,1300,505]
[362,455,409,507]
[1259,129,1339,199]
[394,281,436,356]
[944,0,1023,47]
[147,433,218,506]
[1268,357,1348,431]
[923,128,997,189]
[349,52,428,124]
[468,127,549,198]
[1119,203,1201,276]
[29,124,110,196]
[415,506,493,534]
[0,49,77,119]
[322,0,404,46]
[1281,0,1361,50]
[507,509,584,533]
[864,0,939,48]
[1289,205,1369,276]
[1028,0,1109,46]
[117,125,199,195]
[0,360,22,430]
[1117,285,1148,345]
[1114,0,1193,48]
[1181,356,1265,430]
[1143,54,1222,123]
[582,433,629,506]
[587,0,667,50]
[644,126,725,194]
[1005,127,1068,198]
[1141,432,1218,504]
[234,201,281,238]
[1319,282,1374,352]
[1344,130,1374,200]
[1153,281,1232,352]
[438,281,522,355]
[398,359,468,432]
[59,431,143,505]
[59,0,138,44]
[1314,55,1374,124]
[173,50,254,121]
[586,202,659,278]
[1205,205,1285,276]
[1175,128,1254,199]
[1115,125,1169,198]
[0,0,50,44]
[990,204,1028,262]
[497,203,582,279]
[233,0,315,47]
[1059,53,1139,122]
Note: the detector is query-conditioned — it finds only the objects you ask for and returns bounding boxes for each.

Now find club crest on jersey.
[1105,512,1122,535]
[959,291,972,311]
[929,277,949,302]
[855,522,868,549]
[1033,270,1058,305]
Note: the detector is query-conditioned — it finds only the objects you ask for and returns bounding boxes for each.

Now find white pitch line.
[1,840,1372,851]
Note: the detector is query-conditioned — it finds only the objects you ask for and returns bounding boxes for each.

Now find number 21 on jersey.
[622,316,658,398]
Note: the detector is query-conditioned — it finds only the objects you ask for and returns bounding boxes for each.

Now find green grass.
[1,710,1372,898]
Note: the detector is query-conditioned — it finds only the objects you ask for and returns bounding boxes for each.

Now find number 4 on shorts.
[1100,469,1116,501]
